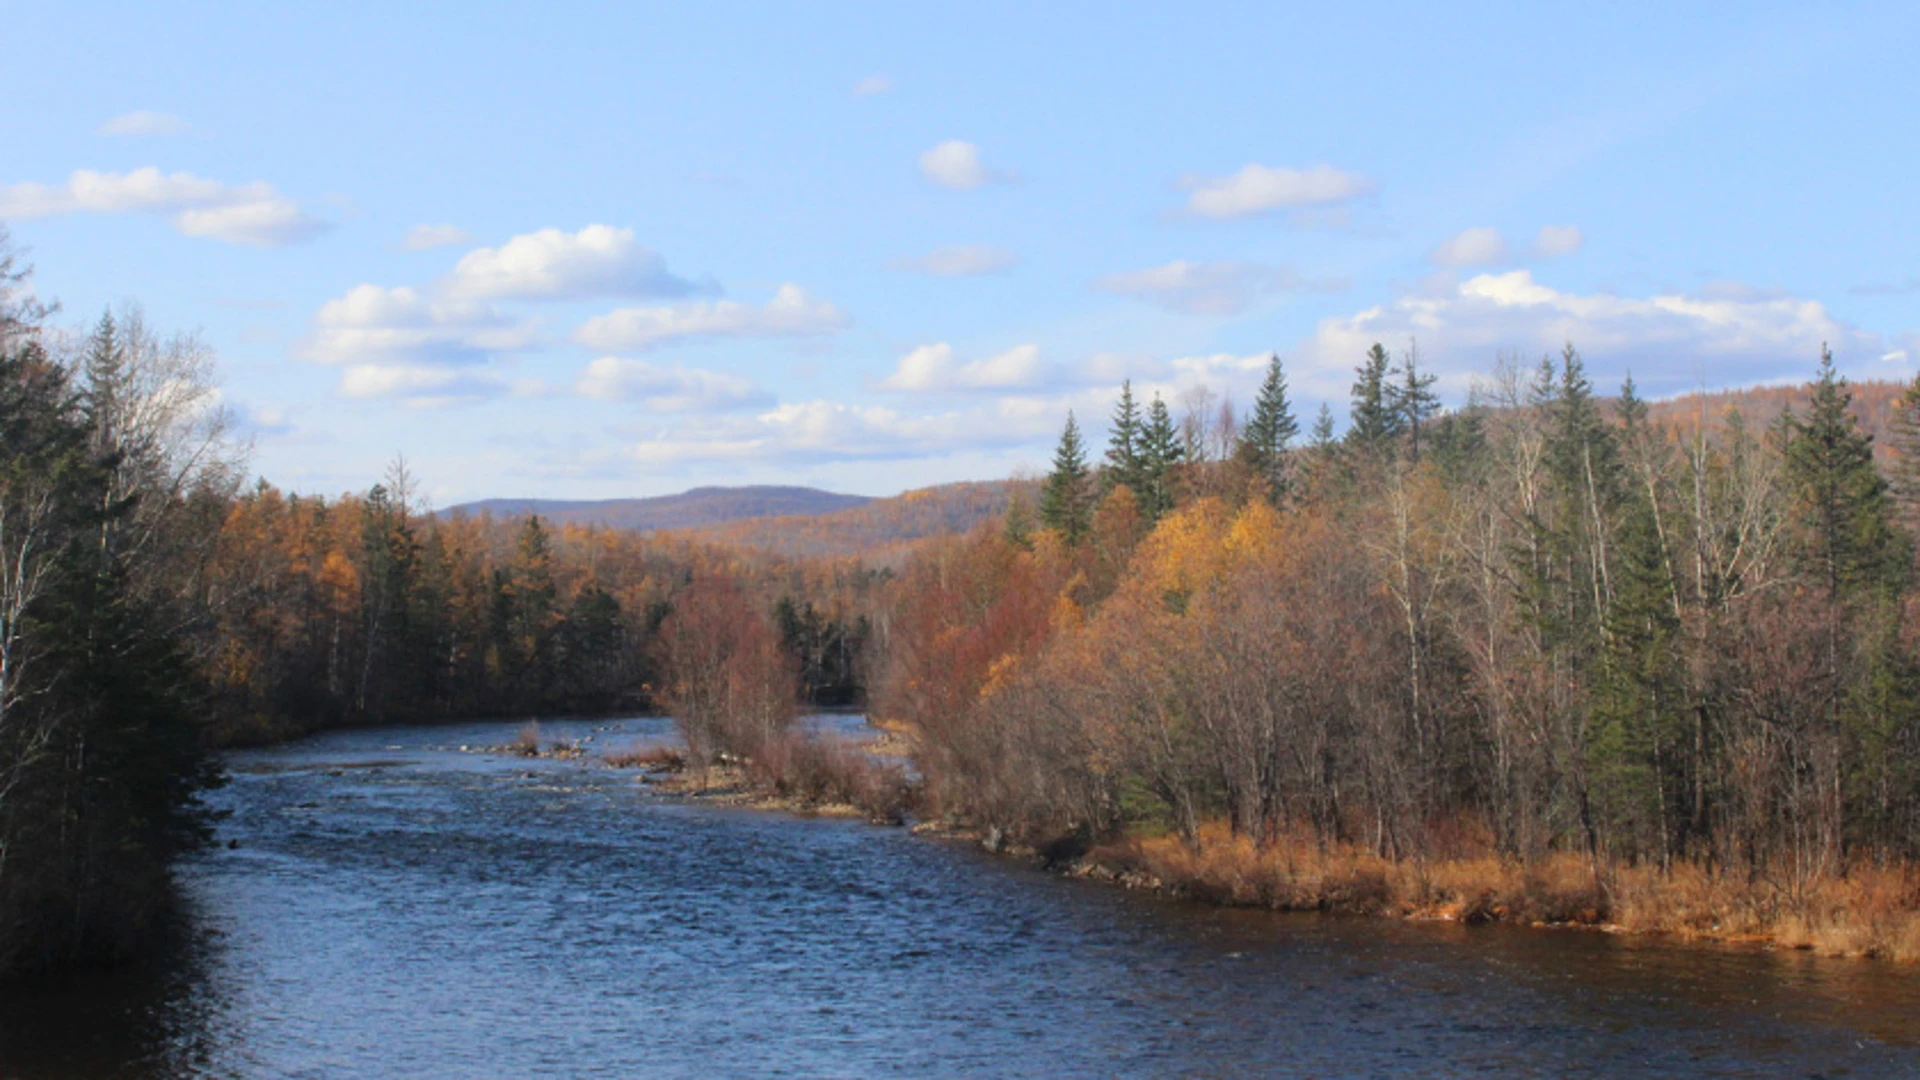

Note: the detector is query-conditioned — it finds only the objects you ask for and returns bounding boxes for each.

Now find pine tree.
[1039,412,1094,545]
[1103,380,1144,496]
[1235,354,1299,506]
[1386,341,1440,461]
[1347,342,1403,456]
[1138,395,1184,522]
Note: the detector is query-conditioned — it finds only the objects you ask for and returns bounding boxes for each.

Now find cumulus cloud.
[876,343,1045,392]
[573,284,848,351]
[1094,260,1348,315]
[97,110,191,137]
[301,284,536,366]
[1429,227,1510,267]
[888,244,1019,277]
[0,167,325,246]
[401,223,473,251]
[445,225,701,301]
[852,74,893,96]
[1299,270,1879,396]
[918,140,1008,190]
[575,357,771,412]
[1179,163,1373,220]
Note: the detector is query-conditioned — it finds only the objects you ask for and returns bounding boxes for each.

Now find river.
[2,715,1917,1078]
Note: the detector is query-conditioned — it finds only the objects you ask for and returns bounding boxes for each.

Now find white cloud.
[1299,270,1880,396]
[573,284,848,351]
[401,223,473,251]
[621,397,1056,467]
[302,284,536,366]
[338,364,507,408]
[1429,227,1510,267]
[97,110,191,137]
[1094,260,1348,315]
[0,167,324,246]
[575,356,771,412]
[853,74,893,96]
[876,343,1045,392]
[1179,163,1373,220]
[1532,224,1585,258]
[445,224,700,301]
[888,244,1019,277]
[919,140,1007,190]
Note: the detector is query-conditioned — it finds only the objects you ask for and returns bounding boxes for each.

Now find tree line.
[880,342,1920,910]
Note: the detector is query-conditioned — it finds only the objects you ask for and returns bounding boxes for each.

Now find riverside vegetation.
[6,225,1920,978]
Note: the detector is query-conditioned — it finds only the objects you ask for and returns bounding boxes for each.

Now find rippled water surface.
[4,715,1920,1078]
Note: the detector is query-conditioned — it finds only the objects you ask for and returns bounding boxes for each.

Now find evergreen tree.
[1884,370,1920,533]
[0,339,215,976]
[1102,380,1144,496]
[1347,342,1403,456]
[511,514,560,701]
[1310,402,1337,450]
[1779,347,1915,852]
[1781,346,1903,601]
[1386,341,1440,461]
[1235,354,1299,505]
[1589,374,1684,863]
[1039,412,1095,545]
[1137,395,1184,522]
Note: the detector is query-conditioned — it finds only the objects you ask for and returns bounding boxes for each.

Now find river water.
[3,715,1918,1078]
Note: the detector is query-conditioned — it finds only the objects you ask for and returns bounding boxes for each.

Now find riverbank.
[491,727,1920,964]
[1049,824,1920,963]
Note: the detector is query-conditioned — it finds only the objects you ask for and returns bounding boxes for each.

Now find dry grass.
[748,732,916,823]
[1088,821,1920,961]
[602,744,685,770]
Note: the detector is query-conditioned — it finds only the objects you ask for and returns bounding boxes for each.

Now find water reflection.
[1,715,1916,1079]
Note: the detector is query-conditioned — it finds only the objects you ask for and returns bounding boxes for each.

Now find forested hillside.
[1644,379,1911,462]
[867,347,1920,956]
[443,485,871,531]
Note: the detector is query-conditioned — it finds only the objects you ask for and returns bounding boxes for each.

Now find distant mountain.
[441,485,872,531]
[670,479,1033,561]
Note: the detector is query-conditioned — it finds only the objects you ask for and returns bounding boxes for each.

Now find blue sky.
[3,2,1916,502]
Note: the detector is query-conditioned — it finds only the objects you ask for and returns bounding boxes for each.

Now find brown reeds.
[1088,821,1920,960]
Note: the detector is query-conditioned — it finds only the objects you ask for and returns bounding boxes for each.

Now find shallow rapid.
[4,715,1918,1078]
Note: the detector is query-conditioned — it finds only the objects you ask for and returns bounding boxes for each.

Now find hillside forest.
[8,227,1920,974]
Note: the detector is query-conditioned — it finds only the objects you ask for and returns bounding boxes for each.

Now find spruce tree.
[1782,346,1903,601]
[1235,354,1299,505]
[1103,380,1144,496]
[1310,402,1337,450]
[1589,374,1684,863]
[1138,395,1184,522]
[1347,342,1403,456]
[1386,342,1440,461]
[1039,412,1094,545]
